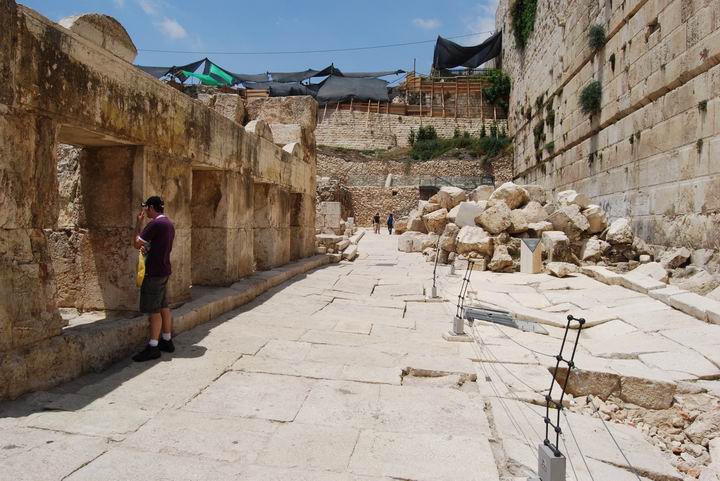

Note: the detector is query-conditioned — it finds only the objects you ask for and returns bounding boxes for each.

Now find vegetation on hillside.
[407,124,510,161]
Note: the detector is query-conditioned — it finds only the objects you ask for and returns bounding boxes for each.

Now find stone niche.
[48,144,142,312]
[191,168,254,285]
[253,183,291,270]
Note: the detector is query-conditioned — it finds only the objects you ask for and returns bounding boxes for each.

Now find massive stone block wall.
[0,0,317,399]
[316,110,508,150]
[497,0,720,248]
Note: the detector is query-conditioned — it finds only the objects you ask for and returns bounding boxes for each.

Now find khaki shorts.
[139,276,169,314]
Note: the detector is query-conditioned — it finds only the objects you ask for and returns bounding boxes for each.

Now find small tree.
[408,128,416,146]
[588,24,606,52]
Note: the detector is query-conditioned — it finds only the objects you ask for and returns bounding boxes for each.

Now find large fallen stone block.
[398,232,426,253]
[342,244,358,261]
[468,185,494,202]
[476,201,511,234]
[619,376,676,410]
[631,262,669,283]
[606,218,634,245]
[548,204,589,240]
[336,239,350,251]
[659,247,691,269]
[508,209,528,234]
[488,245,513,272]
[527,221,553,237]
[422,208,448,234]
[489,182,529,209]
[581,265,623,285]
[521,201,547,223]
[667,292,720,323]
[617,273,666,294]
[245,119,274,142]
[406,211,428,233]
[437,186,467,210]
[454,201,486,228]
[583,204,608,234]
[580,237,610,261]
[421,202,442,216]
[316,234,343,248]
[541,231,570,262]
[439,223,460,252]
[446,204,461,224]
[556,189,590,208]
[521,184,548,204]
[394,218,408,235]
[455,226,494,256]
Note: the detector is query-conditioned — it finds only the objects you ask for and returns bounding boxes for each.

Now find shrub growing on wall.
[482,69,511,110]
[511,0,538,49]
[579,81,603,116]
[588,24,606,52]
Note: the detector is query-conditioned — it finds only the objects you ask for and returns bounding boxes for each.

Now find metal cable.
[489,322,556,358]
[560,432,580,481]
[589,400,643,481]
[561,410,597,481]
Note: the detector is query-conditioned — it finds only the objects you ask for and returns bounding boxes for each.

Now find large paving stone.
[184,371,314,421]
[348,431,500,481]
[294,380,381,428]
[639,350,720,380]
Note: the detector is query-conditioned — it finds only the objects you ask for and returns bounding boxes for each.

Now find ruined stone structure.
[0,1,317,398]
[497,0,720,248]
[316,110,508,150]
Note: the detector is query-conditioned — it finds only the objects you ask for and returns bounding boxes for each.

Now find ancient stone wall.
[316,110,508,150]
[0,0,317,399]
[497,0,720,248]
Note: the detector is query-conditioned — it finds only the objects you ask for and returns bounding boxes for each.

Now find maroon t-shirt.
[139,215,175,277]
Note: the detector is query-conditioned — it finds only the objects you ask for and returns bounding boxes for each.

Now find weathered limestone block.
[398,232,426,253]
[631,262,669,283]
[421,234,439,250]
[606,218,634,245]
[522,184,549,204]
[59,14,137,63]
[406,211,428,233]
[508,209,528,234]
[546,262,577,278]
[423,208,448,235]
[521,201,548,223]
[528,221,553,237]
[246,96,318,131]
[583,204,608,234]
[542,231,570,262]
[556,190,590,209]
[686,409,720,444]
[556,367,620,400]
[454,201,486,228]
[394,218,408,235]
[342,244,358,261]
[212,93,247,125]
[580,237,611,261]
[659,247,691,269]
[469,185,494,202]
[447,204,461,224]
[245,119,274,142]
[548,204,589,240]
[282,142,301,157]
[270,123,303,147]
[489,182,529,209]
[476,201,512,234]
[439,223,460,252]
[437,186,467,210]
[488,244,513,272]
[315,234,343,248]
[421,202,442,216]
[619,377,676,410]
[455,226,494,256]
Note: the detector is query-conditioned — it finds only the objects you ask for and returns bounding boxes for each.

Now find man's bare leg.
[149,313,162,341]
[160,307,172,335]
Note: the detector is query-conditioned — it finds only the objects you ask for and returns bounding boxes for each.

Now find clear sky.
[19,0,499,76]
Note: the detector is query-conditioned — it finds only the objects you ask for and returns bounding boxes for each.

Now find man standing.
[132,196,176,362]
[387,211,394,235]
[373,212,381,234]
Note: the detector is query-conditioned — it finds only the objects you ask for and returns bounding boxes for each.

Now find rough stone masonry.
[0,1,318,399]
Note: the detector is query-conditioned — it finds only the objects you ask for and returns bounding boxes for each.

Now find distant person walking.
[387,212,394,235]
[132,196,176,362]
[373,212,381,234]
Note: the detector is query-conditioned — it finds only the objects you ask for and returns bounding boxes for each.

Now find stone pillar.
[191,169,253,285]
[290,193,316,260]
[0,113,63,352]
[143,147,192,305]
[253,183,291,270]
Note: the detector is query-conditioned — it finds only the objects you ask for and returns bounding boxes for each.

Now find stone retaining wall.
[316,110,508,150]
[496,0,720,248]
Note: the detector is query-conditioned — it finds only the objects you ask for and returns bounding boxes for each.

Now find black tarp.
[315,76,389,104]
[229,72,270,83]
[269,68,324,83]
[432,32,502,70]
[137,65,172,78]
[336,69,405,78]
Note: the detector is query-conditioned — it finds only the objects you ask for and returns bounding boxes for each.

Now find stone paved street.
[0,232,500,481]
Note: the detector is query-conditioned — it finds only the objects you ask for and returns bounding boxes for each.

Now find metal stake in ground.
[442,257,478,342]
[428,235,441,299]
[529,314,586,481]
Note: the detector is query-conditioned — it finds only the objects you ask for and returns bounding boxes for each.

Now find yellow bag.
[136,251,146,288]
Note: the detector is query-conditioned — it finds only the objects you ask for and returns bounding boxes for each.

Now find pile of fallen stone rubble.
[396,182,720,296]
[569,393,720,479]
[315,224,363,262]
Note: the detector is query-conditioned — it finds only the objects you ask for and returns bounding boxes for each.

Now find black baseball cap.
[142,196,164,210]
